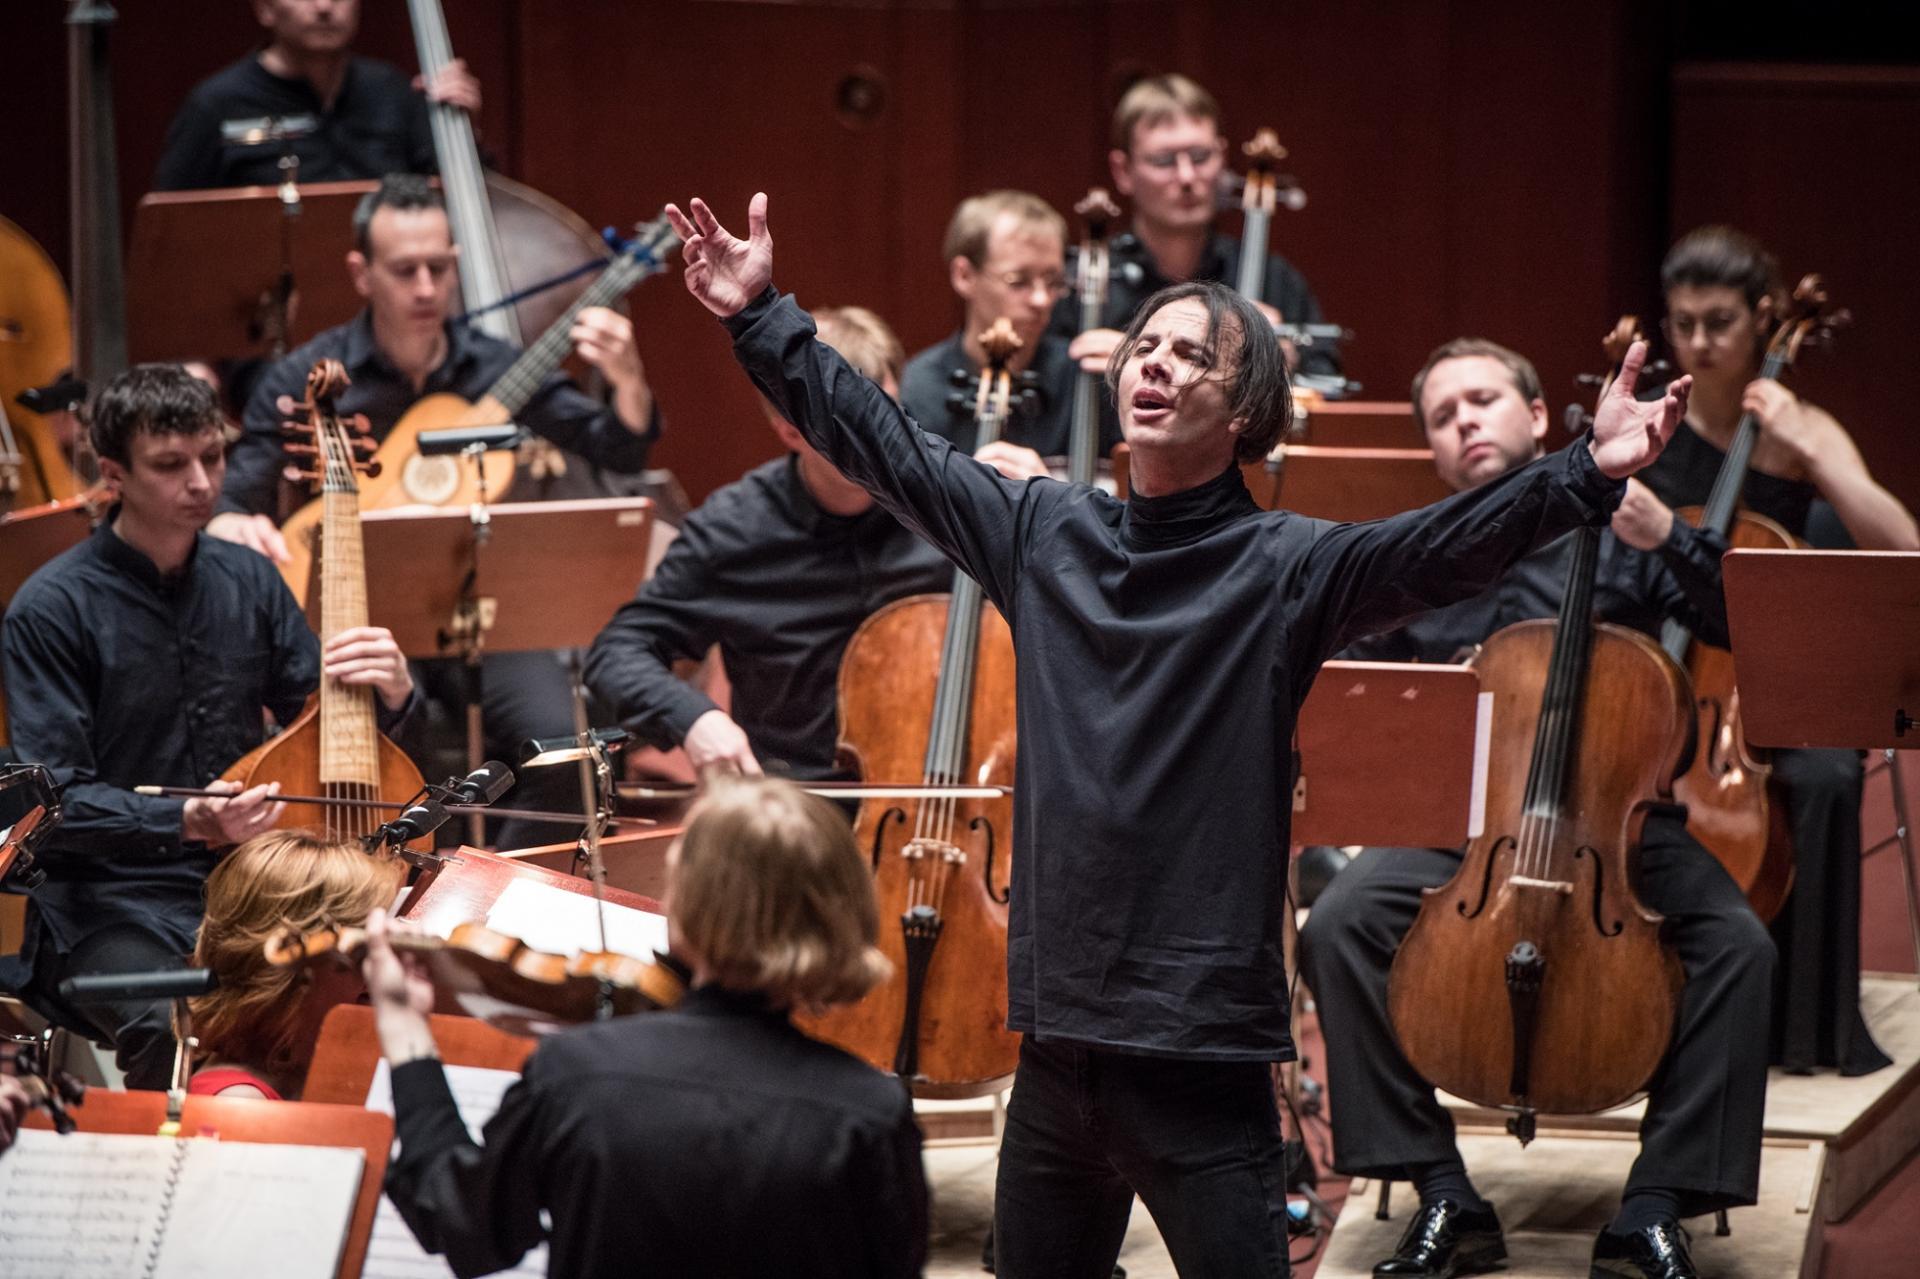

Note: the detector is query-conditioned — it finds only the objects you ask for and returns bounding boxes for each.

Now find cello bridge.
[1510,875,1573,895]
[903,837,966,865]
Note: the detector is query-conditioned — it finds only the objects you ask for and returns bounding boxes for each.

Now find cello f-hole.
[972,814,1008,906]
[1574,845,1624,937]
[1459,835,1514,918]
[868,806,906,873]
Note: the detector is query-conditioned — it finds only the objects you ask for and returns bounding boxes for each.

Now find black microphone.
[60,969,217,1004]
[443,761,514,807]
[364,797,450,852]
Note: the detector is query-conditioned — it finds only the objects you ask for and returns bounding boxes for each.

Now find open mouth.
[1132,387,1173,416]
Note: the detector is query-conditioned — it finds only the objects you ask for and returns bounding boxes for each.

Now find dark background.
[4,0,1916,508]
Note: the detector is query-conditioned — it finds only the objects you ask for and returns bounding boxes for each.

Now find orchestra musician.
[154,0,482,192]
[1640,226,1919,1078]
[208,173,660,847]
[899,191,1113,479]
[586,306,949,780]
[1055,73,1340,381]
[0,364,413,1089]
[1297,339,1772,1279]
[184,829,406,1101]
[666,192,1690,1278]
[365,777,928,1278]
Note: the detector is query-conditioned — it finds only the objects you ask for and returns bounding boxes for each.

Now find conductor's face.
[255,0,360,54]
[349,206,460,343]
[1419,356,1548,492]
[1114,296,1245,461]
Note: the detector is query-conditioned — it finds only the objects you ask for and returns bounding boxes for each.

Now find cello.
[797,320,1023,1098]
[1387,319,1686,1145]
[1661,275,1847,922]
[0,217,81,514]
[1065,186,1121,486]
[220,359,428,843]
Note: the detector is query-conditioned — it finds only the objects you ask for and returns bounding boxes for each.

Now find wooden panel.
[1672,63,1920,512]
[303,1003,534,1106]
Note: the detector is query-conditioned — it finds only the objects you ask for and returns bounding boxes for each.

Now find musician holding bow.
[1297,339,1771,1279]
[665,190,1688,1278]
[0,365,413,1089]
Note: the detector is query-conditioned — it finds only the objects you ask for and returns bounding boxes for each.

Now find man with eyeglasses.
[899,190,1102,481]
[1055,74,1341,383]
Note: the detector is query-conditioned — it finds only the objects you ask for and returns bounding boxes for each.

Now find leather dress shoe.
[1374,1199,1506,1278]
[1590,1220,1699,1278]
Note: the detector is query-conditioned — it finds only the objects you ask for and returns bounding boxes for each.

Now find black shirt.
[1637,422,1847,546]
[1340,520,1732,665]
[898,330,1121,463]
[221,311,659,519]
[726,288,1623,1061]
[385,985,929,1279]
[2,521,328,981]
[1051,230,1341,380]
[585,455,950,778]
[154,54,434,191]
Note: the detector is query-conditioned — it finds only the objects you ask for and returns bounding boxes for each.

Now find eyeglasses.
[1135,144,1223,172]
[991,270,1071,299]
[1662,310,1747,344]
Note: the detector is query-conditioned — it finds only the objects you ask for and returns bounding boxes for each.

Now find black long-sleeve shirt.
[1051,230,1341,380]
[154,54,435,192]
[585,455,949,776]
[0,519,405,983]
[221,311,659,520]
[724,288,1623,1061]
[385,985,929,1279]
[1340,519,1731,665]
[898,330,1122,463]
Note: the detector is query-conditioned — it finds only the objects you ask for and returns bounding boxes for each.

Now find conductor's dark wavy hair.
[89,363,223,466]
[1104,281,1293,464]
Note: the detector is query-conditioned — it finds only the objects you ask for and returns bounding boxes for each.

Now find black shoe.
[1590,1220,1698,1278]
[1373,1199,1506,1278]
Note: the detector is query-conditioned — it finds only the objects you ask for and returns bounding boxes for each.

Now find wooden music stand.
[501,823,686,901]
[398,842,663,932]
[342,497,655,656]
[304,1004,534,1107]
[22,1089,392,1279]
[1723,548,1920,749]
[126,180,376,363]
[1294,661,1485,847]
[0,499,94,604]
[1269,444,1455,521]
[1297,399,1418,448]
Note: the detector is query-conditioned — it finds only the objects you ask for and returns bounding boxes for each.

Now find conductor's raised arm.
[664,194,774,319]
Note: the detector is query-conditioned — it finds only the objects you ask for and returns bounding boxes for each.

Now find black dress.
[1640,424,1890,1075]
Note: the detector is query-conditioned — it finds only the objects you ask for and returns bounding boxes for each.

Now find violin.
[264,920,685,1030]
[1386,318,1687,1145]
[1660,275,1848,922]
[1066,187,1122,486]
[272,218,680,606]
[797,320,1024,1098]
[220,359,430,844]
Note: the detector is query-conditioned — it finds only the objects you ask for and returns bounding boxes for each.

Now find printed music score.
[0,1129,362,1278]
[362,1059,547,1279]
[481,874,671,958]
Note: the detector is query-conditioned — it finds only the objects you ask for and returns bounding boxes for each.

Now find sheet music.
[0,1129,362,1279]
[361,1060,548,1279]
[482,874,670,959]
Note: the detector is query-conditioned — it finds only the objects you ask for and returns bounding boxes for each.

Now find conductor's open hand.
[663,195,772,318]
[1587,340,1692,480]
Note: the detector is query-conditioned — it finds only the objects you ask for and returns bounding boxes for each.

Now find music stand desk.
[22,1088,392,1279]
[0,500,94,604]
[127,180,376,363]
[1299,399,1418,448]
[1724,547,1920,749]
[344,497,655,658]
[1295,661,1484,848]
[305,1004,534,1108]
[1271,444,1455,523]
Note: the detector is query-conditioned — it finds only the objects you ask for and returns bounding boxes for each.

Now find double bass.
[0,217,80,514]
[1386,320,1686,1144]
[798,320,1023,1098]
[221,360,427,842]
[1660,275,1848,922]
